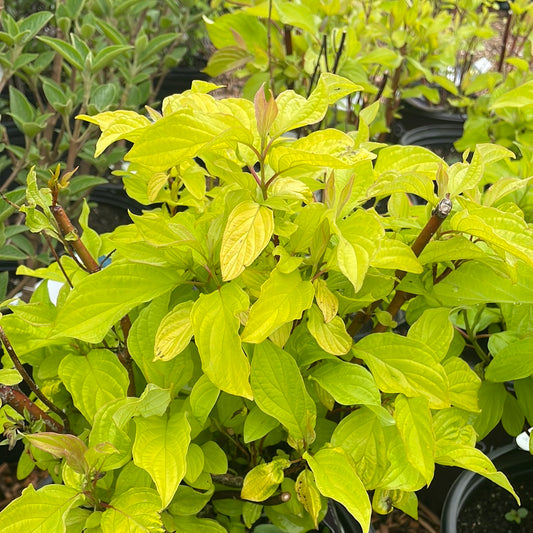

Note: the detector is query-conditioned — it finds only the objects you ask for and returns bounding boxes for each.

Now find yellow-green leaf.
[58,349,129,424]
[241,458,290,502]
[308,360,381,407]
[191,283,252,399]
[241,269,314,344]
[52,263,183,343]
[304,447,371,533]
[251,340,315,447]
[307,304,352,355]
[220,201,274,281]
[394,395,435,485]
[77,110,150,157]
[133,411,191,509]
[435,444,519,503]
[313,278,338,323]
[295,469,324,529]
[154,301,194,361]
[336,236,369,293]
[0,484,84,533]
[407,308,454,361]
[451,205,533,267]
[371,238,423,274]
[353,333,450,409]
[443,357,481,412]
[101,488,163,532]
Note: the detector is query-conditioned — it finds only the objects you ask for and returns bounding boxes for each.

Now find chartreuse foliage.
[1,74,532,533]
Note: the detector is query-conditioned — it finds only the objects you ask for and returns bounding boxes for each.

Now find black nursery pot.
[399,124,464,164]
[88,183,146,233]
[253,500,374,533]
[441,443,533,533]
[155,67,210,102]
[399,97,466,129]
[321,500,375,533]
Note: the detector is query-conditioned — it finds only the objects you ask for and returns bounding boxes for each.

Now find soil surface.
[0,461,49,510]
[456,477,533,533]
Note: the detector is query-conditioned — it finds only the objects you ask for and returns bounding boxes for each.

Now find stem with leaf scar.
[0,325,68,432]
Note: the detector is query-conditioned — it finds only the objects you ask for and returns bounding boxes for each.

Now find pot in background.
[399,124,464,164]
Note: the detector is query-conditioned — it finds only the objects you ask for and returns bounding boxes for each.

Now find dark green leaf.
[38,36,85,70]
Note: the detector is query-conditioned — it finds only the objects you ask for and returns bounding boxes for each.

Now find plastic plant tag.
[516,427,532,452]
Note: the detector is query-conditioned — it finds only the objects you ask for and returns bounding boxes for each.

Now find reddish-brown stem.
[118,316,136,397]
[0,325,70,432]
[373,196,453,333]
[50,205,101,274]
[0,385,64,433]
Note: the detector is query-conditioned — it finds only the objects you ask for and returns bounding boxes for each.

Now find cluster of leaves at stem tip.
[0,73,532,533]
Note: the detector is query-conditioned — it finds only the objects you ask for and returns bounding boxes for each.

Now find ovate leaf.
[485,338,533,382]
[220,201,273,281]
[53,263,183,343]
[59,349,129,423]
[191,283,252,399]
[435,444,518,503]
[101,488,163,532]
[251,340,315,447]
[394,395,435,485]
[443,357,481,412]
[307,304,352,356]
[244,406,280,443]
[331,407,389,489]
[353,333,450,408]
[154,301,194,361]
[451,206,533,267]
[241,457,291,502]
[335,236,369,293]
[304,447,371,533]
[241,269,314,343]
[0,484,84,533]
[190,375,220,425]
[407,308,453,361]
[308,360,380,407]
[133,411,191,509]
